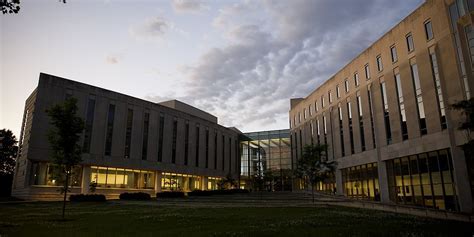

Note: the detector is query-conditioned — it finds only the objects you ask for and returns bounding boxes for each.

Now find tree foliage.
[46,97,84,219]
[1,0,66,15]
[452,98,474,141]
[0,129,18,175]
[217,173,238,190]
[295,144,336,202]
[1,0,20,14]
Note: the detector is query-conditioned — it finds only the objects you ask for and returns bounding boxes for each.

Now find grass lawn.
[0,201,473,236]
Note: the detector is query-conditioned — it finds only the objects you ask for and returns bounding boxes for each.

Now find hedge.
[188,189,250,196]
[69,194,106,202]
[119,192,151,200]
[156,191,185,198]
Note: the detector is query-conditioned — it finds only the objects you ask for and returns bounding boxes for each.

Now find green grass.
[0,201,472,237]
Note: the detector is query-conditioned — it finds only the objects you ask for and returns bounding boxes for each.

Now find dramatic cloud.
[130,17,169,39]
[149,0,423,132]
[172,0,206,13]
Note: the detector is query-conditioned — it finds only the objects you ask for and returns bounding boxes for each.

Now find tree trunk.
[311,182,315,203]
[62,168,70,219]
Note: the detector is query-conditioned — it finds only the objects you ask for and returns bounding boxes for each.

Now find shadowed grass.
[0,201,472,236]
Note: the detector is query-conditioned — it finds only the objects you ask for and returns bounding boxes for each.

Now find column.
[451,147,473,212]
[154,171,162,194]
[377,161,390,203]
[336,169,344,196]
[201,176,208,190]
[81,166,91,194]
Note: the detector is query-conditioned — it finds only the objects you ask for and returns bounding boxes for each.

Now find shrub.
[119,192,151,200]
[188,189,250,196]
[156,191,185,198]
[69,194,106,202]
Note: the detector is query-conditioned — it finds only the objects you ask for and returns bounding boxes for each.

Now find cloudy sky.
[1,0,423,137]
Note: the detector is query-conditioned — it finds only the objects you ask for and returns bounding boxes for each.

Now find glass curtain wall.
[31,162,82,187]
[90,166,155,189]
[161,172,202,191]
[342,163,380,201]
[386,149,457,211]
[240,129,292,191]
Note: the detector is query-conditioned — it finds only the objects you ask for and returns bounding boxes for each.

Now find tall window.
[344,79,349,92]
[310,120,314,144]
[367,86,376,149]
[185,120,189,165]
[141,112,150,160]
[406,33,415,52]
[323,114,328,145]
[124,108,133,158]
[381,81,392,144]
[321,96,325,108]
[304,108,307,120]
[338,106,345,157]
[195,124,200,167]
[104,104,115,156]
[336,85,341,98]
[315,101,319,112]
[390,45,398,63]
[376,55,383,72]
[205,128,209,168]
[158,113,165,162]
[316,118,321,145]
[354,72,360,87]
[395,73,408,140]
[347,101,355,154]
[83,97,96,153]
[171,118,178,163]
[411,63,427,135]
[356,95,366,151]
[222,135,225,171]
[309,104,313,116]
[329,91,333,103]
[228,137,232,171]
[449,2,470,98]
[424,20,434,40]
[365,64,371,79]
[429,51,447,129]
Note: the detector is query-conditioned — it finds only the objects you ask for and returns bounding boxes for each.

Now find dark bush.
[69,194,106,202]
[119,192,151,200]
[156,191,185,198]
[188,189,250,196]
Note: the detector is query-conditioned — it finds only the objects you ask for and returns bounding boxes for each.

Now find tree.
[0,129,18,175]
[46,97,84,219]
[452,98,474,158]
[1,0,66,15]
[1,0,20,14]
[217,173,238,190]
[294,144,336,203]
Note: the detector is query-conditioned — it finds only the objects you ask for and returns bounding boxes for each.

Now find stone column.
[154,171,162,195]
[201,176,208,190]
[335,169,344,196]
[451,146,473,212]
[377,161,390,203]
[81,166,91,194]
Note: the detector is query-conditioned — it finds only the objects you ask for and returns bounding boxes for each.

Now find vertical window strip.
[141,112,150,160]
[124,108,133,158]
[429,52,447,129]
[381,82,392,144]
[104,104,115,156]
[158,113,164,162]
[356,95,366,151]
[83,97,96,153]
[411,63,427,135]
[347,101,355,154]
[395,74,408,140]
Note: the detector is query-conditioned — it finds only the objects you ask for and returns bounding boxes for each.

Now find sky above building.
[1,0,423,137]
